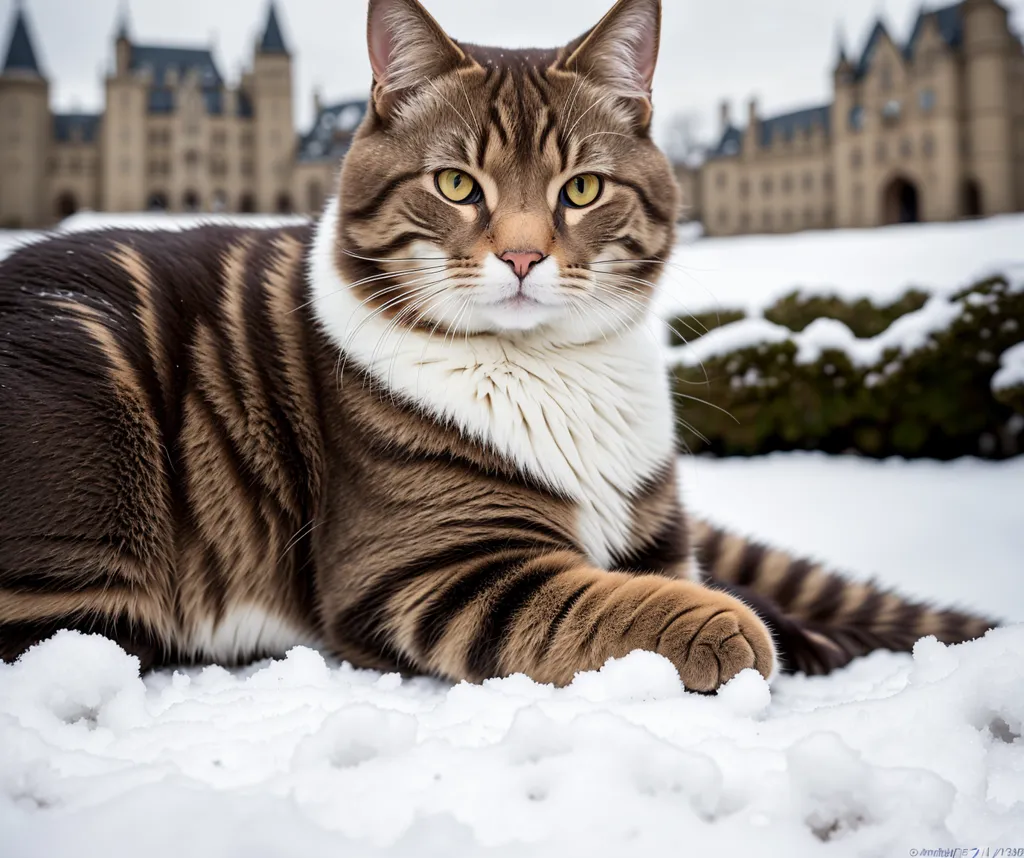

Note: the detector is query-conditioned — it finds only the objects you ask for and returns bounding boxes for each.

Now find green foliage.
[763,288,929,338]
[672,276,1024,459]
[666,309,745,347]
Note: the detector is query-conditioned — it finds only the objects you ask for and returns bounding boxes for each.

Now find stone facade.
[0,3,366,228]
[699,0,1024,236]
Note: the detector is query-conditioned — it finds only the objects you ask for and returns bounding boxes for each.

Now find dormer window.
[849,105,865,131]
[919,89,936,113]
[882,100,902,124]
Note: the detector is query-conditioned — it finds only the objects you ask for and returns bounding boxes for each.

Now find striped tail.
[691,520,997,676]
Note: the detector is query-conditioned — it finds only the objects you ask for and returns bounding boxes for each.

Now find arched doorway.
[147,192,168,212]
[882,177,920,224]
[182,190,200,212]
[239,193,256,213]
[55,192,78,219]
[275,193,293,215]
[961,179,982,218]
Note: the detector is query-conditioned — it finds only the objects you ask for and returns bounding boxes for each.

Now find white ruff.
[187,605,319,663]
[309,198,676,568]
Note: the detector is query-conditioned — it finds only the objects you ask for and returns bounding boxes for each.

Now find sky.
[2,0,1023,149]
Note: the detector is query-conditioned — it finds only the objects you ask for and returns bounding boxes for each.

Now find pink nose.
[499,250,545,280]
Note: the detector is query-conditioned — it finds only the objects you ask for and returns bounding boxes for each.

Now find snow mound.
[994,342,1024,393]
[2,628,1023,857]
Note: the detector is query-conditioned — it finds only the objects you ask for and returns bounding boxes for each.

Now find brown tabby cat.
[0,0,992,690]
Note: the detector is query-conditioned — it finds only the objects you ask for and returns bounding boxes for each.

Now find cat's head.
[328,0,678,344]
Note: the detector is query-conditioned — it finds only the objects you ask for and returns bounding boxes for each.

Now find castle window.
[183,190,200,212]
[823,171,834,191]
[900,137,913,159]
[882,100,901,124]
[761,176,774,196]
[213,130,227,147]
[918,89,936,113]
[802,172,813,191]
[849,105,865,131]
[739,212,751,230]
[875,140,887,164]
[739,179,750,199]
[782,210,793,229]
[782,174,793,194]
[803,208,814,226]
[850,148,862,169]
[242,160,254,177]
[275,193,293,214]
[184,150,200,167]
[762,211,774,231]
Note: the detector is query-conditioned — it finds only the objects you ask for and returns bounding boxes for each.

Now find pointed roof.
[116,2,131,42]
[2,4,42,75]
[259,3,289,55]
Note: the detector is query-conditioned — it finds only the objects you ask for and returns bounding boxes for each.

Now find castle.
[698,0,1024,235]
[0,2,368,228]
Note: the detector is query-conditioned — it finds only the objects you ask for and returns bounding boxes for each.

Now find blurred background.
[1,0,1022,618]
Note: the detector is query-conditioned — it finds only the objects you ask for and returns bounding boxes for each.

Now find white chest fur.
[309,201,677,568]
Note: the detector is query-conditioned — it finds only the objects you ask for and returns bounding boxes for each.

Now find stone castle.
[0,2,368,228]
[697,0,1024,235]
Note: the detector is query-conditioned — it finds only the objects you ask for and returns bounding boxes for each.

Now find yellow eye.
[562,173,602,208]
[435,169,480,204]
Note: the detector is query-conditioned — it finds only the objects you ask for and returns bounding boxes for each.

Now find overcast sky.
[3,0,1023,148]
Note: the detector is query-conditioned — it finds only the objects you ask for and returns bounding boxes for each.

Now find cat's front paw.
[650,584,775,692]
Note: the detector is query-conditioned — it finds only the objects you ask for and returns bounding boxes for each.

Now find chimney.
[313,86,322,116]
[748,97,759,127]
[719,99,731,132]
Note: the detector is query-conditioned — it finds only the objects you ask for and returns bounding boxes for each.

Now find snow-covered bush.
[670,275,1024,458]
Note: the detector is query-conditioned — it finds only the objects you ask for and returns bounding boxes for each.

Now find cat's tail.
[690,519,997,675]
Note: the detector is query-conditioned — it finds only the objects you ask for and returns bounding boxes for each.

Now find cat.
[0,0,992,690]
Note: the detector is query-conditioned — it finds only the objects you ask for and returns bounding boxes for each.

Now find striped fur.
[0,0,994,688]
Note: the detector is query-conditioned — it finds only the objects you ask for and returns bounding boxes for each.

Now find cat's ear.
[556,0,661,123]
[366,0,469,115]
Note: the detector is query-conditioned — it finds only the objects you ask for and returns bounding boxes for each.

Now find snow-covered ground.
[658,213,1024,316]
[2,217,1023,855]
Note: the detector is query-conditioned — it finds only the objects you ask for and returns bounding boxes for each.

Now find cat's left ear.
[366,0,471,117]
[555,0,661,126]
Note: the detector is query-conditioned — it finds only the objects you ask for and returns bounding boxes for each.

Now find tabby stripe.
[344,171,422,222]
[339,536,545,644]
[536,581,593,662]
[696,526,724,579]
[610,175,672,225]
[805,574,846,623]
[488,102,509,146]
[538,109,556,154]
[773,558,813,607]
[475,122,491,167]
[360,231,438,260]
[736,541,767,587]
[526,66,550,110]
[412,547,542,657]
[466,562,565,679]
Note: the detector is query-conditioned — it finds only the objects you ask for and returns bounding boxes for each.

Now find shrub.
[763,288,929,338]
[671,276,1024,459]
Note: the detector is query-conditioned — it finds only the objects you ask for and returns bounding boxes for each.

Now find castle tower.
[961,0,1016,215]
[0,2,51,227]
[252,2,295,213]
[102,10,147,212]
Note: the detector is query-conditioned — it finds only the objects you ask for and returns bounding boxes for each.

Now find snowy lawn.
[2,218,1023,855]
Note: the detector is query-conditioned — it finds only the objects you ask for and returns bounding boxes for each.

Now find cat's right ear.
[366,0,470,116]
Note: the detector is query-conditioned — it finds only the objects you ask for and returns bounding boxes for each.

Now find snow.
[658,213,1024,316]
[671,293,964,368]
[58,211,310,233]
[994,342,1024,393]
[2,624,1023,857]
